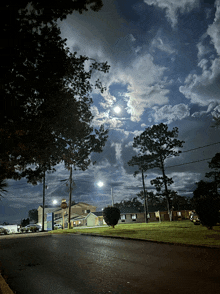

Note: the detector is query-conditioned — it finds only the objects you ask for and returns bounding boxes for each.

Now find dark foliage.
[28,209,38,222]
[128,123,184,217]
[114,197,142,209]
[192,180,220,229]
[103,207,120,228]
[0,0,108,183]
[21,218,30,227]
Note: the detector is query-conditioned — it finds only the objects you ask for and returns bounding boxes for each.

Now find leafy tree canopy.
[114,197,143,209]
[192,180,220,229]
[103,206,120,228]
[28,209,38,222]
[1,0,109,184]
[128,123,184,217]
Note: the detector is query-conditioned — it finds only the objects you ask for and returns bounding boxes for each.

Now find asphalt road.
[0,234,220,294]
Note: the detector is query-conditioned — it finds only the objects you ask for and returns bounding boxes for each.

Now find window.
[121,214,126,220]
[131,214,137,219]
[177,212,181,217]
[84,210,90,213]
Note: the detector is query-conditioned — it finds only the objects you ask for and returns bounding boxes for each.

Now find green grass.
[49,221,220,247]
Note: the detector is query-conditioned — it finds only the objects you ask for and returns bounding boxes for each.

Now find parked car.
[0,227,10,235]
[25,224,42,232]
[54,224,62,229]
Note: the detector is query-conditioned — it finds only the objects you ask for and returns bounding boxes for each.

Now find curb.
[0,274,14,294]
[74,232,220,249]
[0,232,51,240]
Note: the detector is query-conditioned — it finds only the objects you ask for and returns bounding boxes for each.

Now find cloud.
[207,0,220,55]
[143,0,200,28]
[192,101,218,117]
[152,103,190,123]
[179,57,220,106]
[151,36,176,55]
[179,1,220,107]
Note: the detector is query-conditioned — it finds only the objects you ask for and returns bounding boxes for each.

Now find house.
[118,207,146,224]
[86,211,106,227]
[37,202,97,227]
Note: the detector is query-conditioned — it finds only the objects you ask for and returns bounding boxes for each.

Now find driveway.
[0,234,219,294]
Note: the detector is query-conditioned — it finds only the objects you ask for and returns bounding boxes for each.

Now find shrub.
[194,196,220,230]
[103,206,120,228]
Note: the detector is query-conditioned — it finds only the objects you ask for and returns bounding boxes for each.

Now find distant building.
[37,202,96,227]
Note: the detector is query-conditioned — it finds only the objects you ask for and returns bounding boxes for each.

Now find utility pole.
[68,166,72,229]
[142,169,148,223]
[111,187,114,207]
[42,169,46,231]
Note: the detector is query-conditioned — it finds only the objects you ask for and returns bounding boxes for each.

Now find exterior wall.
[71,218,87,227]
[87,214,96,226]
[118,212,145,224]
[95,216,106,226]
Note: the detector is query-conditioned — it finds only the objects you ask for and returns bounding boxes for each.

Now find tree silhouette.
[128,123,184,220]
[0,1,109,183]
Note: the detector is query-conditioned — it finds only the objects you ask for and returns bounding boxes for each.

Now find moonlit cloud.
[152,104,190,123]
[143,0,200,28]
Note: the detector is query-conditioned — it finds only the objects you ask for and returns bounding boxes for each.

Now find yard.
[50,220,220,247]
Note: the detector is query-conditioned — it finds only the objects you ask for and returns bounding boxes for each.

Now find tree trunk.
[142,169,148,223]
[68,166,72,229]
[160,155,172,221]
[42,169,46,231]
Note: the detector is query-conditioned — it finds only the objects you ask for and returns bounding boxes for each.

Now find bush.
[194,196,220,230]
[103,206,120,228]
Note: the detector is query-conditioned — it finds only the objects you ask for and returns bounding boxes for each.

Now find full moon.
[97,181,104,187]
[114,106,121,114]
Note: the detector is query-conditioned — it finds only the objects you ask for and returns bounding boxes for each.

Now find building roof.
[92,211,103,217]
[119,207,145,214]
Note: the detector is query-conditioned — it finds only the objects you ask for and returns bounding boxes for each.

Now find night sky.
[1,0,220,224]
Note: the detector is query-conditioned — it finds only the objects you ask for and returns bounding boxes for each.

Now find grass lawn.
[49,220,220,247]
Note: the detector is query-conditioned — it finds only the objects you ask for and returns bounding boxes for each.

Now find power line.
[181,141,220,153]
[166,157,213,169]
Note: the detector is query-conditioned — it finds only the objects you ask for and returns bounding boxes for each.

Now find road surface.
[0,234,219,293]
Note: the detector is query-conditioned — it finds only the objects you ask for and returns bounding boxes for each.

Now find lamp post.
[61,199,67,229]
[97,181,114,207]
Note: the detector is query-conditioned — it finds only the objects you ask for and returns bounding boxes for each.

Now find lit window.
[177,212,181,216]
[121,215,126,220]
[132,214,137,219]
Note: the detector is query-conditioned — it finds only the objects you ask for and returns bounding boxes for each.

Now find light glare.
[114,106,121,114]
[97,181,104,187]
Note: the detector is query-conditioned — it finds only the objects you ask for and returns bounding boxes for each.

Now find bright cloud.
[143,0,200,28]
[152,103,190,123]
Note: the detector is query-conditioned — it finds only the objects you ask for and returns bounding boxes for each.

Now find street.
[0,234,220,294]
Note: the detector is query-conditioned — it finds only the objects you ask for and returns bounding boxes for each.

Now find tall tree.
[114,197,143,209]
[128,154,156,223]
[28,209,38,223]
[0,0,109,183]
[129,123,184,221]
